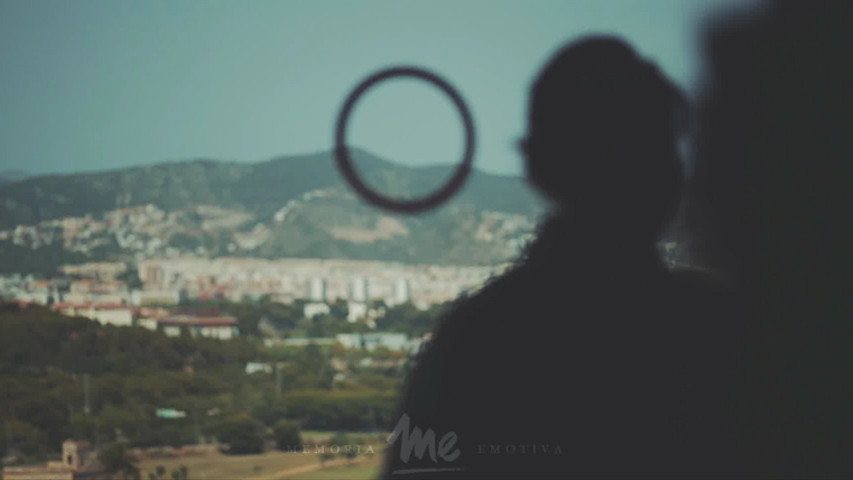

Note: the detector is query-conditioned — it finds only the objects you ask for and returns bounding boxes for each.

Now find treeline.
[274,390,398,431]
[0,304,405,463]
[0,242,86,276]
[0,304,258,375]
[373,301,453,338]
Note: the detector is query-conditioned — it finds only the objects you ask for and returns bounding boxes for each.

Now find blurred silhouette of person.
[681,1,853,477]
[383,36,740,479]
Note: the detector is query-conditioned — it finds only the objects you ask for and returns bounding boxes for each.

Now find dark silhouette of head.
[522,36,687,242]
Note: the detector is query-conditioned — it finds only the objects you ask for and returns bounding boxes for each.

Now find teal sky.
[0,0,749,177]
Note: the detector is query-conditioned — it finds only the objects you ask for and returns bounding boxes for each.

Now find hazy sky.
[0,0,748,177]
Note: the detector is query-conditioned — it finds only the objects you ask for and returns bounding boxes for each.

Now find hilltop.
[0,149,545,273]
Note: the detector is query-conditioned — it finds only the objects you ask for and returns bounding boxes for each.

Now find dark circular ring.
[334,66,476,213]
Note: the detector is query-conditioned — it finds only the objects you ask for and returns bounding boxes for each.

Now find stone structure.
[2,439,108,480]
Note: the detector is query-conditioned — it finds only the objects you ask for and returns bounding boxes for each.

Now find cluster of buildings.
[0,258,506,310]
[0,264,240,340]
[50,303,240,340]
[0,257,507,339]
[0,237,692,333]
[137,257,508,314]
[0,196,538,262]
[0,203,251,257]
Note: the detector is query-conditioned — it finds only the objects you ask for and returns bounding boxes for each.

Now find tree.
[147,464,187,480]
[170,466,189,480]
[215,414,264,455]
[345,444,359,464]
[0,419,46,460]
[373,302,447,337]
[68,413,96,444]
[329,432,351,447]
[331,432,360,464]
[329,299,349,321]
[272,419,302,451]
[319,450,335,467]
[98,442,141,480]
[296,344,325,375]
[117,266,143,290]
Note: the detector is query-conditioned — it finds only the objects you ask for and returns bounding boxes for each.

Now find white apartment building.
[159,315,239,340]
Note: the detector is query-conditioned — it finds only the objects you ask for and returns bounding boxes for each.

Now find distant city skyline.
[0,0,755,177]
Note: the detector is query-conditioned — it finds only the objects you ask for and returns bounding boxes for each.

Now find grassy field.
[288,456,383,480]
[137,434,387,480]
[138,450,319,480]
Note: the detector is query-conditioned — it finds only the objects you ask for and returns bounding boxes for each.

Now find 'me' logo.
[387,414,464,474]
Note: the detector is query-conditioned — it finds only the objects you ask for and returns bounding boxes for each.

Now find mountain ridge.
[0,149,540,227]
[0,149,545,272]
